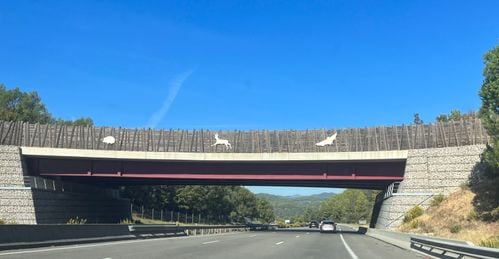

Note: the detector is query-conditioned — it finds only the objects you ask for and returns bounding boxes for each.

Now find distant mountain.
[255,192,337,219]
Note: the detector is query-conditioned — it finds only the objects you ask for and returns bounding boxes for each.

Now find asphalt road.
[0,225,423,259]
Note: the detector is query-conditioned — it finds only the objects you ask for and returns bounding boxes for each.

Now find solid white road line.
[275,241,284,245]
[202,240,220,245]
[340,234,359,259]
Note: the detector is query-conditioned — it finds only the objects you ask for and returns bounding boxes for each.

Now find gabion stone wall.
[0,145,131,224]
[0,146,36,224]
[376,145,485,230]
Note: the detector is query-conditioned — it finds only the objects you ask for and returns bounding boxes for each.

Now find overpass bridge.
[0,119,489,227]
[0,119,488,189]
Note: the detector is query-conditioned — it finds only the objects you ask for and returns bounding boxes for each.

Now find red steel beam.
[39,172,403,181]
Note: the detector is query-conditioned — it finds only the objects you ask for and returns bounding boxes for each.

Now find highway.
[0,225,423,259]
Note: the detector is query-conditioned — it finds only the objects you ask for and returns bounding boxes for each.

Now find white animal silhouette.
[212,134,232,149]
[315,132,337,147]
[102,136,116,145]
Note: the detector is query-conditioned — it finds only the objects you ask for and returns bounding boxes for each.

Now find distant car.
[319,220,337,233]
[309,220,319,228]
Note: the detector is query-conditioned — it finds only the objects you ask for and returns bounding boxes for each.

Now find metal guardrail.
[410,236,499,259]
[129,224,249,236]
[246,223,278,230]
[0,119,489,153]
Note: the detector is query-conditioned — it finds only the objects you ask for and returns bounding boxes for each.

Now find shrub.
[67,217,87,224]
[479,236,499,248]
[467,209,479,221]
[491,207,499,221]
[409,219,424,229]
[449,224,462,233]
[430,194,445,207]
[0,219,16,224]
[403,206,424,223]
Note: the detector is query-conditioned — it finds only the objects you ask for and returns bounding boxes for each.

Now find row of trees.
[121,185,275,224]
[413,110,477,125]
[0,84,93,126]
[297,189,378,224]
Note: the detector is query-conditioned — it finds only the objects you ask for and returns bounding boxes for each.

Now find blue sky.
[1,1,498,196]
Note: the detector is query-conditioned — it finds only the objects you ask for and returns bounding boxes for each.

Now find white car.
[319,220,337,233]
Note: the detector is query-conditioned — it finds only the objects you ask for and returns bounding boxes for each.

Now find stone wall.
[0,146,36,224]
[0,145,130,224]
[376,145,485,230]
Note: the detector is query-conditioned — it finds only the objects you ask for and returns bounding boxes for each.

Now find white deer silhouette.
[212,133,232,149]
[315,132,337,147]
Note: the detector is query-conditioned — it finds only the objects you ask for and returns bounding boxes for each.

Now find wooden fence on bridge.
[0,119,489,153]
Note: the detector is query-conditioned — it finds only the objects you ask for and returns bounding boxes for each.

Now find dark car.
[309,220,319,228]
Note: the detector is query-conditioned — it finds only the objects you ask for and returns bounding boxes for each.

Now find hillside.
[399,186,499,247]
[256,192,336,219]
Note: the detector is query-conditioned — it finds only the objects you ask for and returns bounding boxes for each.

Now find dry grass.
[399,188,499,247]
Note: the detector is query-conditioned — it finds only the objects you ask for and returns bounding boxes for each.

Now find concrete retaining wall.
[0,224,132,244]
[32,189,131,224]
[376,145,485,230]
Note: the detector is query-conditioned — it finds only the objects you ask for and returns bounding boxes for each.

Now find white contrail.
[147,68,196,128]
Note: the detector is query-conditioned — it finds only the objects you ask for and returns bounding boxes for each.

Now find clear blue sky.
[1,1,498,196]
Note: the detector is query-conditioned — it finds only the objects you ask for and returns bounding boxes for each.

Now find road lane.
[0,228,423,259]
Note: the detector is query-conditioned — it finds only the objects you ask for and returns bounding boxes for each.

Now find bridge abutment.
[375,145,485,230]
[0,146,131,224]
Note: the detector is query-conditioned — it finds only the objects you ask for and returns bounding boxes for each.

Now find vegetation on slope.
[400,45,499,247]
[399,186,499,247]
[121,185,275,224]
[255,192,336,220]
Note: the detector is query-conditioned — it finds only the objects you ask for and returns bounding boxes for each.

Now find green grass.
[479,236,499,248]
[66,217,87,224]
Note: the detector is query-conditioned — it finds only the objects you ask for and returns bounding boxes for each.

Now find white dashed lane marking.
[275,241,284,245]
[202,240,220,245]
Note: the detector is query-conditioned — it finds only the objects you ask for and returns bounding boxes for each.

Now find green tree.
[55,117,94,126]
[318,189,375,223]
[303,206,321,222]
[0,84,52,123]
[175,186,232,217]
[0,84,94,126]
[227,187,258,223]
[479,44,499,178]
[413,113,424,124]
[256,197,275,223]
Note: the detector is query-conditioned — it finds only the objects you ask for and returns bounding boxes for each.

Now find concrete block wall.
[0,145,130,224]
[376,145,485,230]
